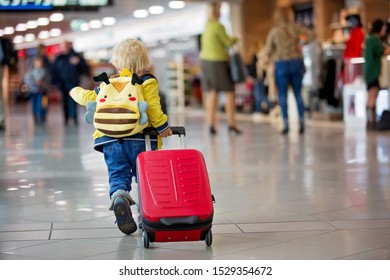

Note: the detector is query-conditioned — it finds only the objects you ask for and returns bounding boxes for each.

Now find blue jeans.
[30,92,46,121]
[275,59,305,127]
[253,79,270,113]
[103,139,156,197]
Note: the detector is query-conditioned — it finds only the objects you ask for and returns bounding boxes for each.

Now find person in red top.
[342,14,365,84]
[343,15,365,58]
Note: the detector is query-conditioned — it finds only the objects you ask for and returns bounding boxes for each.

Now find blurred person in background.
[252,41,274,116]
[0,37,17,131]
[0,39,4,131]
[51,41,89,126]
[263,6,314,134]
[341,14,365,84]
[36,44,52,84]
[364,19,390,130]
[37,44,52,113]
[199,1,241,135]
[24,56,49,124]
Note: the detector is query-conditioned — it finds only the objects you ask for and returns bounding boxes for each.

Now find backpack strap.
[140,73,157,82]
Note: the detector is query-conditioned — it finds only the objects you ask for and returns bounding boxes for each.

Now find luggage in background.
[377,110,390,130]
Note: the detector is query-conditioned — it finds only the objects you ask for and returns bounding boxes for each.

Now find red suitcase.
[137,127,214,248]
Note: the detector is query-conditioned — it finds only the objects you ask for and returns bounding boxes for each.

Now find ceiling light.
[80,23,90,31]
[102,17,116,26]
[24,33,36,42]
[13,35,24,44]
[38,31,50,39]
[50,13,64,22]
[89,20,102,29]
[37,17,50,26]
[133,9,148,18]
[169,1,185,9]
[49,28,62,37]
[4,26,15,35]
[27,20,38,29]
[15,23,28,32]
[148,5,164,15]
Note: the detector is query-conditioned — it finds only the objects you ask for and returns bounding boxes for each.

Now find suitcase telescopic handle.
[143,126,186,136]
[143,126,187,150]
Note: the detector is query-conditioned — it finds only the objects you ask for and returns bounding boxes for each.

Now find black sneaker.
[113,195,137,235]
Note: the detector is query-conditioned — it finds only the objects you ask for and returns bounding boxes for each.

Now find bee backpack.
[71,68,149,138]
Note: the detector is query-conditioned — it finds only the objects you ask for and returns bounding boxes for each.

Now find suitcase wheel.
[205,230,212,246]
[142,231,150,248]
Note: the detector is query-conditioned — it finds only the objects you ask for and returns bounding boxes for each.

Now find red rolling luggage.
[137,126,214,248]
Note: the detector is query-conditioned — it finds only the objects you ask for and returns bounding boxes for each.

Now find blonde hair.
[110,38,151,74]
[274,6,294,26]
[207,2,221,20]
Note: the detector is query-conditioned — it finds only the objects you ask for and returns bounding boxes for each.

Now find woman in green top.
[200,2,241,135]
[364,19,390,130]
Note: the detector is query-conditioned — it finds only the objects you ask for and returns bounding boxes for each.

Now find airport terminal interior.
[1,0,390,260]
[1,102,390,260]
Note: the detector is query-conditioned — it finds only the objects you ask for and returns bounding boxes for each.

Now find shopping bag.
[229,49,246,84]
[379,56,389,89]
[41,94,49,109]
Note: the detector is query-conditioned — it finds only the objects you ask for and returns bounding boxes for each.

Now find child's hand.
[159,127,172,137]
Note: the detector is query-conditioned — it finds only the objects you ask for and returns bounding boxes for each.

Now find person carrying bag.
[199,1,242,135]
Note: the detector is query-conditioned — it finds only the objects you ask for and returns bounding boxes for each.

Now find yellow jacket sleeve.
[142,78,168,130]
[70,86,97,106]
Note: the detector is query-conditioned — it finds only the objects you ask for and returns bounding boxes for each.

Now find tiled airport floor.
[1,101,390,260]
